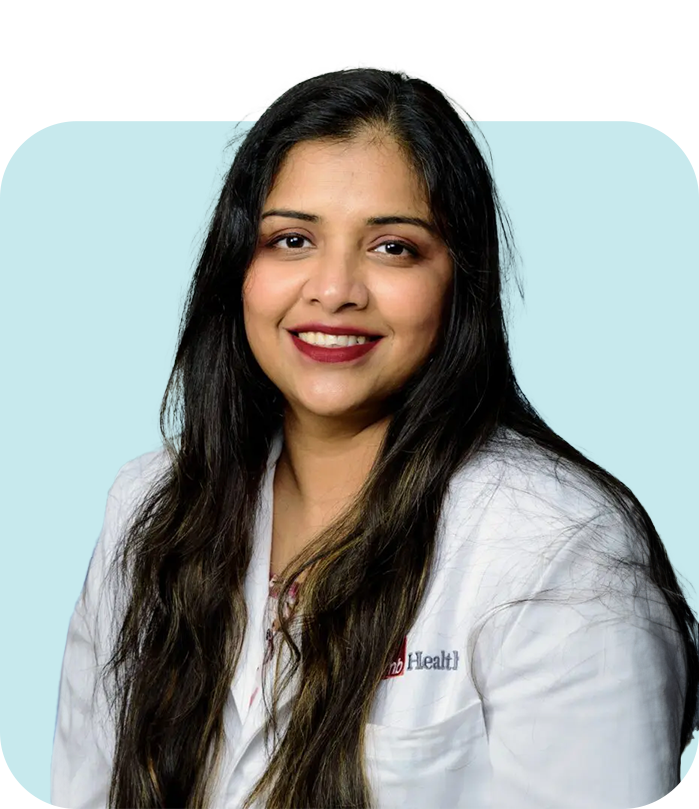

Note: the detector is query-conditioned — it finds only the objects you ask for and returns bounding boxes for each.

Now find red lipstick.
[289,332,383,363]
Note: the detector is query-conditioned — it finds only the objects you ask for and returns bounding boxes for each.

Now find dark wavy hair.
[102,68,699,808]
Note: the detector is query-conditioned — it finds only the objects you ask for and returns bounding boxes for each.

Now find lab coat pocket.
[365,700,489,809]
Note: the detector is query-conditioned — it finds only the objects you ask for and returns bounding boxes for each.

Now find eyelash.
[265,232,420,259]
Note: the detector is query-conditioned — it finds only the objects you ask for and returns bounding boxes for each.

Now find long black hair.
[101,68,699,808]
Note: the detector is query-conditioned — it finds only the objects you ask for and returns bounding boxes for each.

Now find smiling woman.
[51,68,699,809]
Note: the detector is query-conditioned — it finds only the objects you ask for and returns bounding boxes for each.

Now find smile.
[288,331,383,363]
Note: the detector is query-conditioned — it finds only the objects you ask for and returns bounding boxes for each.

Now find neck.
[277,414,390,516]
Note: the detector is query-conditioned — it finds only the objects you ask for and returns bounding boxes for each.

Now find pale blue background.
[0,122,697,802]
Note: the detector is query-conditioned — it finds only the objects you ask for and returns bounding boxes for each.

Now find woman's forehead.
[264,135,431,219]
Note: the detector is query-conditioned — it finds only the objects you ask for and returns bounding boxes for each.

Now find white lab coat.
[51,427,689,809]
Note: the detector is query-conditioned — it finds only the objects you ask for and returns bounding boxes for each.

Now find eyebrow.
[260,208,438,235]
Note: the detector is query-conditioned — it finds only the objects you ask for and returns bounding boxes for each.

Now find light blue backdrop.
[0,122,697,802]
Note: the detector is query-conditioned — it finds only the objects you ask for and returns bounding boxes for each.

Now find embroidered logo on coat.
[382,637,460,678]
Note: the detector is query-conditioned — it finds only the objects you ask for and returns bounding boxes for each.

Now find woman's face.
[243,131,453,428]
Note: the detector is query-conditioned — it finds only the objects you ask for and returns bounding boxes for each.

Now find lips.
[289,332,383,363]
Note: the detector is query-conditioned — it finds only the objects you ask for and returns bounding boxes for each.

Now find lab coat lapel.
[228,428,312,770]
[229,428,284,726]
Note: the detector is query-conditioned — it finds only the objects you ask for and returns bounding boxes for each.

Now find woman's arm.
[51,469,130,809]
[472,511,687,809]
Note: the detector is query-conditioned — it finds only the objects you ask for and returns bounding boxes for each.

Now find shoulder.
[433,431,676,687]
[447,428,615,525]
[78,447,172,620]
[89,447,171,576]
[116,447,169,479]
[107,446,172,520]
[441,428,643,594]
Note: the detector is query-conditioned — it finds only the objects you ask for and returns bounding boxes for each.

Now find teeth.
[297,331,369,347]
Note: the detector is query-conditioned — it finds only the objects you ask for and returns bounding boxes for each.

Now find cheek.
[242,263,266,310]
[379,278,447,343]
[242,286,276,361]
[242,264,285,335]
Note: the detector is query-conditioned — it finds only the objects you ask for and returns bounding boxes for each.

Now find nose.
[301,244,370,311]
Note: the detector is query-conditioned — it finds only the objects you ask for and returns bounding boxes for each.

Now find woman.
[51,68,699,809]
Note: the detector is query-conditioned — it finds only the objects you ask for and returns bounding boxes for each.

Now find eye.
[267,233,312,250]
[373,241,419,259]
